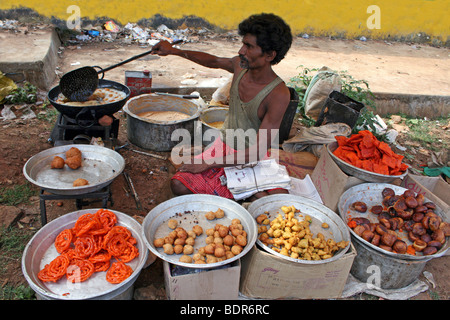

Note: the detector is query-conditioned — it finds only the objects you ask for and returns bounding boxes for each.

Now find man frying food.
[151,13,293,201]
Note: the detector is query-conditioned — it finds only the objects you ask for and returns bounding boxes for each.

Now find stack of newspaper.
[224,159,291,200]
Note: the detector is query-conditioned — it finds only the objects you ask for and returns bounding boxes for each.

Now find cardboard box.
[310,147,365,212]
[239,244,357,300]
[401,173,450,219]
[163,260,241,300]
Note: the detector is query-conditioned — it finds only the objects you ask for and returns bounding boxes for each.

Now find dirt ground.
[1,28,449,300]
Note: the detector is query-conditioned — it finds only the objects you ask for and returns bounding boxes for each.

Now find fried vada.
[65,155,82,169]
[50,156,65,169]
[73,178,89,187]
[66,147,81,158]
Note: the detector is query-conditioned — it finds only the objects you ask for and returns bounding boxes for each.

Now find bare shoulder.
[267,81,291,107]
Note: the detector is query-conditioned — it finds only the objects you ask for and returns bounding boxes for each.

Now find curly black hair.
[238,13,292,65]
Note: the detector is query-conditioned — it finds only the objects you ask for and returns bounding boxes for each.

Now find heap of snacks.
[333,130,408,176]
[153,208,248,264]
[256,205,349,261]
[38,209,139,284]
[347,187,450,256]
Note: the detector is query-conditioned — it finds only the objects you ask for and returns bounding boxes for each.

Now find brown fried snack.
[66,147,81,159]
[73,178,89,187]
[65,155,82,169]
[50,156,65,169]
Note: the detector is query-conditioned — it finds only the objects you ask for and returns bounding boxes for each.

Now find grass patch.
[403,117,449,152]
[0,183,37,206]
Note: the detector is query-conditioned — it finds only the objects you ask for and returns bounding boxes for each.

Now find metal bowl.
[338,183,449,261]
[123,93,201,152]
[327,141,408,183]
[21,209,148,300]
[247,194,351,264]
[23,144,125,195]
[199,107,228,146]
[141,194,257,268]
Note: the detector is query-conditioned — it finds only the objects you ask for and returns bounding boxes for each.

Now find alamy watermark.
[367,5,381,30]
[170,124,280,170]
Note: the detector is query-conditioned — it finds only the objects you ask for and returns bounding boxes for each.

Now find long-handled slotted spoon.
[60,40,182,102]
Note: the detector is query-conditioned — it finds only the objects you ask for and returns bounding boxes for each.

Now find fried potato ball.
[153,238,165,248]
[65,155,82,170]
[194,259,206,264]
[185,236,195,246]
[205,211,215,220]
[173,244,184,254]
[168,219,178,229]
[179,255,192,263]
[214,208,225,219]
[231,245,243,255]
[192,225,203,236]
[235,234,247,247]
[183,244,194,255]
[73,178,89,187]
[214,247,225,258]
[204,244,215,255]
[163,243,174,255]
[66,147,81,158]
[223,234,234,246]
[50,156,65,169]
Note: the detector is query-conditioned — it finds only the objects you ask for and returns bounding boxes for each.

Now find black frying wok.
[48,79,130,127]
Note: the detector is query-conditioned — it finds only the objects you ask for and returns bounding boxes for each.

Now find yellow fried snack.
[256,206,348,261]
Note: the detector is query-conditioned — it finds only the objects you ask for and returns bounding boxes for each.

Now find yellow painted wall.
[1,0,449,41]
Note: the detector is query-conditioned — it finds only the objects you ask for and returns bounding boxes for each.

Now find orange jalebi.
[66,259,95,283]
[106,261,133,284]
[38,255,70,282]
[103,226,139,263]
[74,235,99,258]
[54,229,73,254]
[38,209,138,285]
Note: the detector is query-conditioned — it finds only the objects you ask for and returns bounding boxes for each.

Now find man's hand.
[151,40,177,56]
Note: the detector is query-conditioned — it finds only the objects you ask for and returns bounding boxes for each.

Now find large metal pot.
[22,209,149,300]
[338,183,449,289]
[48,79,130,126]
[123,94,201,152]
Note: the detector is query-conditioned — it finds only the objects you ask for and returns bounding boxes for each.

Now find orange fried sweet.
[38,208,139,286]
[106,261,133,284]
[333,130,408,176]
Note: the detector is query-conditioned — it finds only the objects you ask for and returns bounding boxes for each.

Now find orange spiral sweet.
[106,261,133,284]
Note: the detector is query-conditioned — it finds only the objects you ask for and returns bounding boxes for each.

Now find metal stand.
[39,185,113,226]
